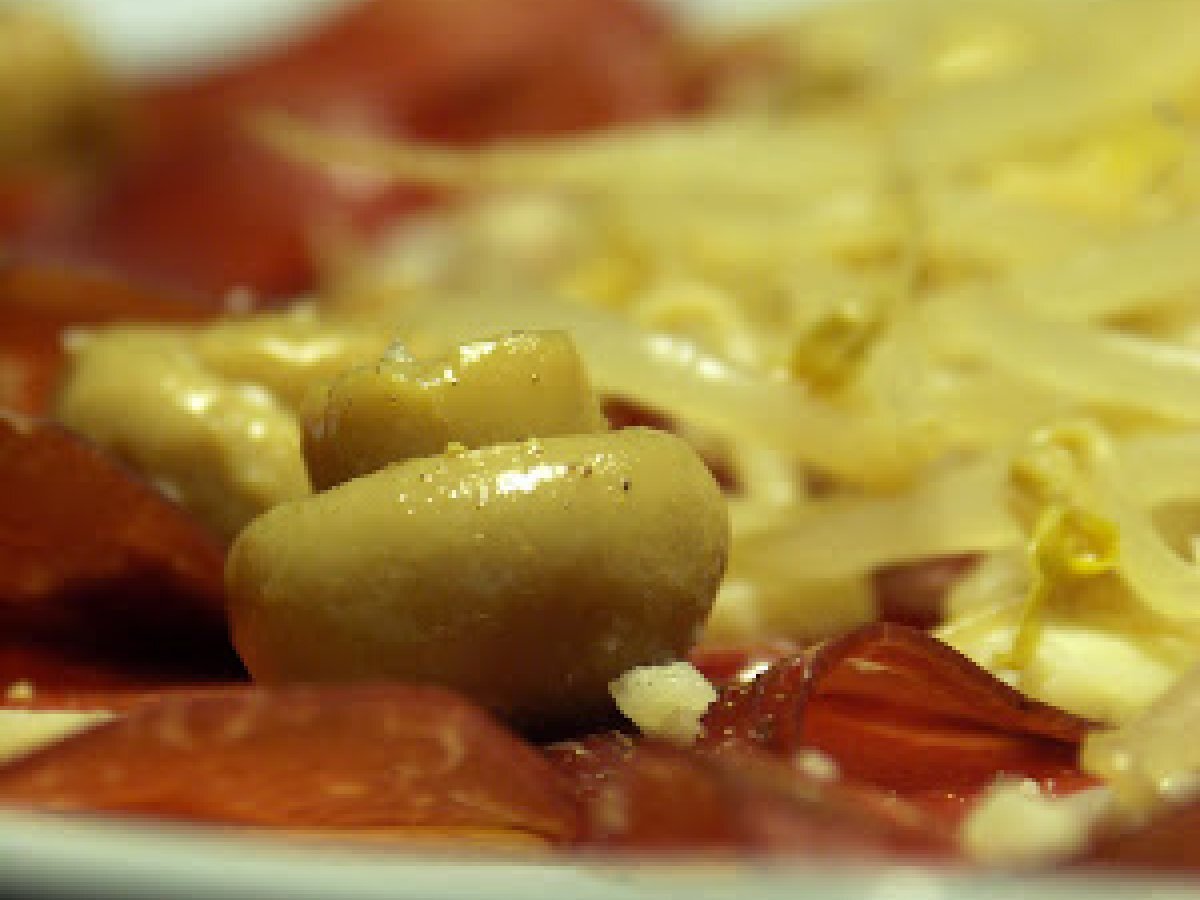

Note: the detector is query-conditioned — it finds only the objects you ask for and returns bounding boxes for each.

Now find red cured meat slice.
[0,683,579,843]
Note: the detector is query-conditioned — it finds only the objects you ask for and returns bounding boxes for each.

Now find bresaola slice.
[549,733,746,851]
[0,623,1129,865]
[547,624,1092,859]
[0,415,238,676]
[0,684,578,844]
[0,679,949,859]
[549,732,954,858]
[701,624,1094,802]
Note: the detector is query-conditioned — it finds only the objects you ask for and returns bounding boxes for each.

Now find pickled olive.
[303,330,608,490]
[55,329,311,541]
[187,309,392,411]
[226,429,729,726]
[54,312,390,539]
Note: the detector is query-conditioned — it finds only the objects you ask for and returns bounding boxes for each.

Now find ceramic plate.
[0,3,1191,898]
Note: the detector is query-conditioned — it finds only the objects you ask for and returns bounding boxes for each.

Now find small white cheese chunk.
[4,681,34,703]
[609,661,717,745]
[960,776,1112,869]
[794,747,840,782]
[0,710,114,765]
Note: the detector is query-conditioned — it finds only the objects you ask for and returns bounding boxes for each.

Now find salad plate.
[3,1,1199,897]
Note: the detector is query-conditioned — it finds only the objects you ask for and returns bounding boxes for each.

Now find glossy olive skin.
[303,330,607,491]
[56,327,312,540]
[55,311,391,539]
[226,428,728,726]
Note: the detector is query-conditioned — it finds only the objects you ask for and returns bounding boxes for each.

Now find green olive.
[55,313,391,538]
[55,328,311,540]
[303,330,607,490]
[190,309,391,412]
[226,428,728,726]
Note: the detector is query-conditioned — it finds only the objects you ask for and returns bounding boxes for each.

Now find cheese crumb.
[4,680,35,703]
[960,776,1112,868]
[609,661,717,745]
[794,747,840,782]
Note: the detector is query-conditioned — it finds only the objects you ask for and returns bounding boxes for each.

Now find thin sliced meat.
[0,415,237,673]
[702,624,1094,805]
[133,0,684,145]
[0,683,578,843]
[549,731,954,858]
